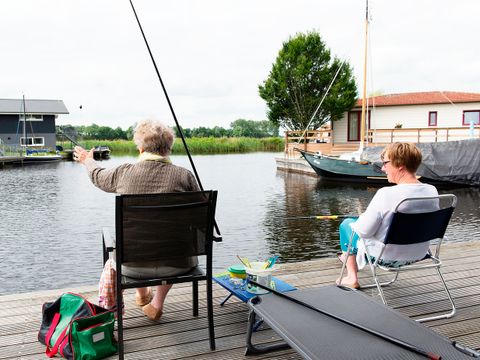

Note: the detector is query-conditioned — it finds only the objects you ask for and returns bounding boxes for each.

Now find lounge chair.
[245,285,479,359]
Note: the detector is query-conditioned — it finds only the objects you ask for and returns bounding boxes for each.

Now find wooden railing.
[284,126,479,156]
[284,129,332,157]
[367,126,480,144]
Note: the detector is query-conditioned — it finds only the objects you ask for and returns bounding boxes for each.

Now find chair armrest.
[102,227,116,252]
[102,228,115,265]
[213,235,223,243]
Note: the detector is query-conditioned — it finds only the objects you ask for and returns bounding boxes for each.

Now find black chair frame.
[102,190,221,359]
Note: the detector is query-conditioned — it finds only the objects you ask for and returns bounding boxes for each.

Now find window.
[463,110,480,126]
[20,137,44,146]
[19,114,43,121]
[347,111,371,142]
[428,111,437,126]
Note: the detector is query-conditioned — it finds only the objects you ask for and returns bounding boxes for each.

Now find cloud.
[1,0,479,130]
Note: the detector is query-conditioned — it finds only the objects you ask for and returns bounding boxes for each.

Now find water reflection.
[264,173,379,262]
[0,153,478,295]
[264,172,480,263]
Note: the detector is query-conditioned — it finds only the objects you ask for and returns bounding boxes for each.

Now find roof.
[0,98,69,114]
[355,91,480,108]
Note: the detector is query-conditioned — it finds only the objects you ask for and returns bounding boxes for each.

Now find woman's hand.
[73,146,94,164]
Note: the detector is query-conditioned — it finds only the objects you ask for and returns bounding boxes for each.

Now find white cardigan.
[351,183,438,268]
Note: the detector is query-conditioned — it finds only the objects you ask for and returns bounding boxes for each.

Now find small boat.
[93,146,111,160]
[23,148,62,163]
[298,149,387,184]
[299,138,480,187]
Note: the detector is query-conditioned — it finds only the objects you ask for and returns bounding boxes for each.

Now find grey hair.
[133,119,175,156]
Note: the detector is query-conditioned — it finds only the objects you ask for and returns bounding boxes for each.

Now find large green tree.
[259,31,358,130]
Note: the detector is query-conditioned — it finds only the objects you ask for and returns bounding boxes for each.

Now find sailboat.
[296,3,479,187]
[297,0,388,183]
[20,95,62,163]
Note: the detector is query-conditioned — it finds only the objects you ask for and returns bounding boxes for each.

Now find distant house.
[333,91,480,144]
[0,98,69,151]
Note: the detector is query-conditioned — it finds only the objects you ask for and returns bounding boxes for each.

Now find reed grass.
[57,137,284,155]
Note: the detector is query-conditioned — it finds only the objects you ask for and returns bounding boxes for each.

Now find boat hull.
[299,150,388,184]
[299,150,470,187]
[22,154,62,163]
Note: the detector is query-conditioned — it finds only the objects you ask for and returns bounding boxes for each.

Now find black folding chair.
[340,194,457,322]
[102,190,220,359]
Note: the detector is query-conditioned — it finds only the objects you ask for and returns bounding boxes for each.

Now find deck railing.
[284,126,480,156]
[284,129,332,157]
[0,139,22,157]
[367,126,480,144]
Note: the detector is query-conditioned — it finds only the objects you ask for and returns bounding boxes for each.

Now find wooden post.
[284,131,288,156]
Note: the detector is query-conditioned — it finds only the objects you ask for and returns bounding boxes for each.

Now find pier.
[0,156,23,167]
[0,240,479,359]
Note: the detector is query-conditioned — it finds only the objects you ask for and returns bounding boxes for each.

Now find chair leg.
[116,291,124,360]
[362,271,399,289]
[417,267,456,322]
[193,280,199,317]
[206,276,216,350]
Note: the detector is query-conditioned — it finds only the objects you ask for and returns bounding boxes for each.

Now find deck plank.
[0,240,479,359]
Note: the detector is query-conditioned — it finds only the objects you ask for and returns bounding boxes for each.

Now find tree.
[258,31,358,130]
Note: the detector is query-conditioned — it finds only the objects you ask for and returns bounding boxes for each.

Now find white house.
[332,91,480,144]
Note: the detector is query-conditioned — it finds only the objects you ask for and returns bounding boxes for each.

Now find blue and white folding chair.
[340,194,457,322]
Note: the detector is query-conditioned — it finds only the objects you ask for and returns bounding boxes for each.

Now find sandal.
[135,288,153,306]
[143,303,163,321]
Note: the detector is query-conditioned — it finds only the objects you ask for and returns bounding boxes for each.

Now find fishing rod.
[285,215,358,220]
[249,280,442,360]
[128,0,220,234]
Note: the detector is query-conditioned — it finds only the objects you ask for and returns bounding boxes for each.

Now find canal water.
[0,153,479,295]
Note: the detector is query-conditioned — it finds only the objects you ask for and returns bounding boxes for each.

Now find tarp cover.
[361,139,480,186]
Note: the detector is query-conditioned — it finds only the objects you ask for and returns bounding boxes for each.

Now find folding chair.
[102,190,220,359]
[340,194,457,322]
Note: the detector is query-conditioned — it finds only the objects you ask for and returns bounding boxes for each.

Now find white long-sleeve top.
[351,183,439,268]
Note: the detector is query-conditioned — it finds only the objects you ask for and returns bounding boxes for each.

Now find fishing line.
[128,0,220,234]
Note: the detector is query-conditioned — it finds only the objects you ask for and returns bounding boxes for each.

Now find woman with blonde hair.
[74,119,199,321]
[337,142,438,288]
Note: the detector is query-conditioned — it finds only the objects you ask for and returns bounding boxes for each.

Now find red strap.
[44,313,61,349]
[59,334,70,357]
[45,326,68,358]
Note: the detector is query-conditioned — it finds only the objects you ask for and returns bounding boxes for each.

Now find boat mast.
[22,94,27,156]
[359,0,369,152]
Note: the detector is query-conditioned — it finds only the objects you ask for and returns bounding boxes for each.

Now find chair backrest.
[116,190,217,263]
[383,194,456,246]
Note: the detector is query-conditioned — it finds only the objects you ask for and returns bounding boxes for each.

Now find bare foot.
[336,277,360,289]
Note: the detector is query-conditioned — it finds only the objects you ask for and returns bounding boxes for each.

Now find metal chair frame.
[102,190,221,359]
[340,194,457,322]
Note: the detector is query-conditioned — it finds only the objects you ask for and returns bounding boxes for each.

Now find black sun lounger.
[246,285,479,360]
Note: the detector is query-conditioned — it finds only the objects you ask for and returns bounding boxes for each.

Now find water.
[0,153,479,295]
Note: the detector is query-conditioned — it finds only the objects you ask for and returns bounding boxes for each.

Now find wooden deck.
[1,240,479,359]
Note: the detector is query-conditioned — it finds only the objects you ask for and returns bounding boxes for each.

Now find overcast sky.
[1,0,479,130]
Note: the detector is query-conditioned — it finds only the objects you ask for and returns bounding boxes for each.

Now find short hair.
[381,142,422,173]
[133,119,175,156]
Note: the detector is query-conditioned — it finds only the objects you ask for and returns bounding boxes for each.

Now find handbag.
[38,292,117,360]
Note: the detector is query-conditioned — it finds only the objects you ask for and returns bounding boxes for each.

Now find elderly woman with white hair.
[74,119,199,321]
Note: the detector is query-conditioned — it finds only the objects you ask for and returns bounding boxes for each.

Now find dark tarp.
[361,139,480,186]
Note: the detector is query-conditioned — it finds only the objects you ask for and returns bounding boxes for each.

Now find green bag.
[38,293,117,360]
[70,311,117,360]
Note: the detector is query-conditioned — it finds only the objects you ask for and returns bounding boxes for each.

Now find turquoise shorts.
[339,218,359,254]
